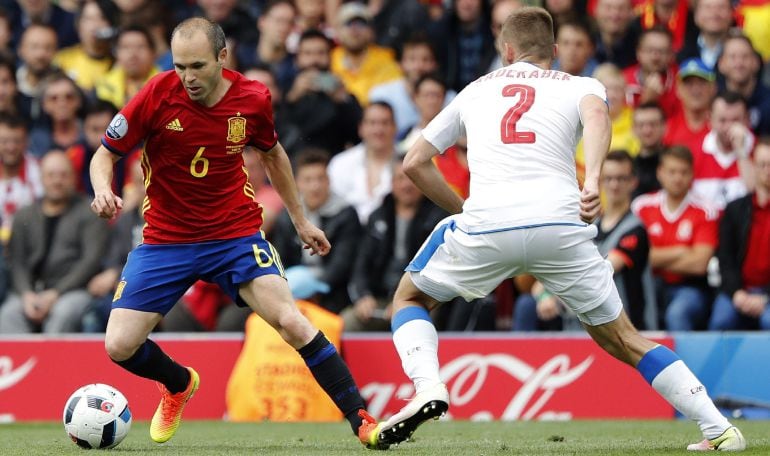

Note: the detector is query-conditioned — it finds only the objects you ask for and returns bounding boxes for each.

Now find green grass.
[1,420,768,455]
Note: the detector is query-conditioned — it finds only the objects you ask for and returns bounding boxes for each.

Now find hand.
[580,179,601,224]
[741,294,767,318]
[641,73,664,101]
[88,269,119,297]
[295,219,331,256]
[353,295,378,322]
[286,69,318,103]
[22,291,42,322]
[91,190,123,219]
[726,123,750,155]
[536,296,562,321]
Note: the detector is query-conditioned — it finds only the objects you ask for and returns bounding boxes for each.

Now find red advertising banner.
[0,334,675,421]
[0,336,242,421]
[343,335,675,421]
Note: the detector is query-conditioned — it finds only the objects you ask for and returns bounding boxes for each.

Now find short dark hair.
[638,25,673,49]
[660,145,693,167]
[366,101,395,121]
[399,33,436,61]
[557,17,596,47]
[414,72,447,94]
[298,29,332,49]
[84,99,118,118]
[118,24,156,52]
[712,90,748,110]
[634,102,665,119]
[0,113,28,131]
[295,147,331,170]
[605,150,636,175]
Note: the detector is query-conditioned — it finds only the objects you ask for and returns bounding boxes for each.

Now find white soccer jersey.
[421,61,606,232]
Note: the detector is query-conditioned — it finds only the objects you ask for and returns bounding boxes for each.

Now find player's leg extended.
[107,243,199,443]
[377,272,449,445]
[581,302,745,451]
[238,275,384,449]
[105,309,198,443]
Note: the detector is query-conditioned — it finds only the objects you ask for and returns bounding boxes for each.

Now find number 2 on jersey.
[500,84,536,144]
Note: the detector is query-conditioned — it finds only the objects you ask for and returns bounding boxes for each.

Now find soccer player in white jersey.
[359,7,746,452]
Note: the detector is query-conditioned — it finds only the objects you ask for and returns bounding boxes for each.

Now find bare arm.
[579,95,611,223]
[403,136,464,214]
[665,245,714,276]
[259,142,330,256]
[649,245,688,269]
[89,145,123,219]
[607,251,628,272]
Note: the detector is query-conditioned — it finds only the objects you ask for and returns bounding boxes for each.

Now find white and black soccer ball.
[63,383,132,449]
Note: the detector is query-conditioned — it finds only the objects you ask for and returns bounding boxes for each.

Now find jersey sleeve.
[101,75,159,155]
[421,88,466,153]
[248,90,278,151]
[611,225,649,270]
[576,77,607,123]
[692,213,719,248]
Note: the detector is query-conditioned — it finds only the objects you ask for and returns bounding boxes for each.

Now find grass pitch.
[1,420,768,455]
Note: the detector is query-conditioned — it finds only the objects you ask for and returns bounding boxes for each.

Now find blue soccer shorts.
[112,231,284,315]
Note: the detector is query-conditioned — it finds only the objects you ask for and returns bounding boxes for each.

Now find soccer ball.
[63,383,132,449]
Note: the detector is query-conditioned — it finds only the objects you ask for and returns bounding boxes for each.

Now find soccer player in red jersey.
[89,18,386,449]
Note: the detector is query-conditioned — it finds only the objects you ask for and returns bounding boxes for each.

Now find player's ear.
[502,42,515,66]
[218,46,227,67]
[552,44,558,60]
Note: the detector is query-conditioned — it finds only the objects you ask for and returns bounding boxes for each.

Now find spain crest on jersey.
[227,116,247,143]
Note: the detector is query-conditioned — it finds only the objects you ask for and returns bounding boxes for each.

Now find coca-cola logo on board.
[0,356,37,391]
[361,353,593,420]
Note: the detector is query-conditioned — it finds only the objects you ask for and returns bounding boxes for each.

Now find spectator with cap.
[331,2,403,105]
[664,58,717,157]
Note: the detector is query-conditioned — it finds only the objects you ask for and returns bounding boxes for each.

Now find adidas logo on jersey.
[165,118,184,131]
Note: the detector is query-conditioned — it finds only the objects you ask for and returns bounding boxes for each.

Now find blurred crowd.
[0,0,768,334]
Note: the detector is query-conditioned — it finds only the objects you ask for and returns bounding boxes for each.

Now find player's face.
[600,160,636,205]
[657,156,693,198]
[295,163,330,211]
[172,31,225,105]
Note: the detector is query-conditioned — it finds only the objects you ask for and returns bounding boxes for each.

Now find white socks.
[392,318,441,394]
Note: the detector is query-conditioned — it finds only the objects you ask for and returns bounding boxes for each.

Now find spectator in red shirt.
[710,140,770,329]
[664,58,717,153]
[632,146,719,330]
[623,26,679,117]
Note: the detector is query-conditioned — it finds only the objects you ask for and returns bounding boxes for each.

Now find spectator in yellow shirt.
[54,0,118,91]
[330,2,402,105]
[95,25,160,109]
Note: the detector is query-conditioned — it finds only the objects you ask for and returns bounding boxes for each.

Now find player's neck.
[513,58,551,70]
[202,77,233,107]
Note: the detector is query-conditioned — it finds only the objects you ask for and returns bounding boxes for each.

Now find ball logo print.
[63,384,132,449]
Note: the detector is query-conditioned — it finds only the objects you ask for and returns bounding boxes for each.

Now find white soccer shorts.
[406,216,623,326]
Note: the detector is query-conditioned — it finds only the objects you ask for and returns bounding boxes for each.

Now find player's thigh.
[408,218,523,302]
[238,274,315,348]
[202,231,286,307]
[528,224,616,315]
[112,243,197,315]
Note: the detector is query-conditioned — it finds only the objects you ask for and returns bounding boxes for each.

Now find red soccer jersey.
[102,69,277,244]
[663,108,709,154]
[632,190,720,284]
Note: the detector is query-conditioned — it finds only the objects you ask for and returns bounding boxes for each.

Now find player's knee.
[104,334,141,362]
[274,310,313,345]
